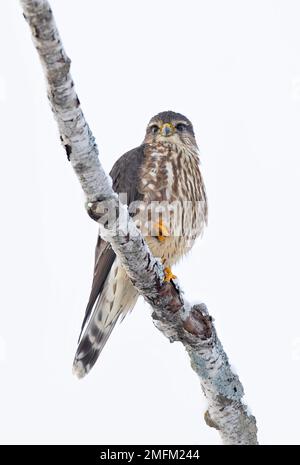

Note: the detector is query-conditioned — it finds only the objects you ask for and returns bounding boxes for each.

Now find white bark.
[20,0,258,445]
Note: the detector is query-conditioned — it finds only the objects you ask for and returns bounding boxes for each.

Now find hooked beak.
[160,123,174,137]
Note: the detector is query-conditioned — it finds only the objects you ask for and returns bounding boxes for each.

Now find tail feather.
[73,316,119,378]
[73,262,138,378]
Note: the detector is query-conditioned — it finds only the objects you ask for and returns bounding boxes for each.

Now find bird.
[73,111,208,378]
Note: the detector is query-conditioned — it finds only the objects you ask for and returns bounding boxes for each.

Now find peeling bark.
[20,0,258,445]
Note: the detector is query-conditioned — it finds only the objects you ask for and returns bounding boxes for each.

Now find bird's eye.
[176,123,186,132]
[150,125,159,134]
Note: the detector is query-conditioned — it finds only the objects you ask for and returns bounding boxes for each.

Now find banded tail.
[73,261,138,378]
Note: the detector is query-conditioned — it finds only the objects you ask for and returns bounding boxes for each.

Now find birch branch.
[20,0,258,445]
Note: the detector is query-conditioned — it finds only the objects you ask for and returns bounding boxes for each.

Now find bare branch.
[20,0,258,445]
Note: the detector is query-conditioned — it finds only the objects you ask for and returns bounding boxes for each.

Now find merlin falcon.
[73,111,207,378]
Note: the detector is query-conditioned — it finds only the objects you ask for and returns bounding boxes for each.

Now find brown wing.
[78,145,145,338]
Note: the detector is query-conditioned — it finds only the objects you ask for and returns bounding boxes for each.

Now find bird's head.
[144,111,197,148]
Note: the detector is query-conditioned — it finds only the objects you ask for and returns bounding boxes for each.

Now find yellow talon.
[164,266,177,282]
[155,220,169,242]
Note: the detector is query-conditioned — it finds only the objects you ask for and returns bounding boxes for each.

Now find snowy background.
[1,0,300,445]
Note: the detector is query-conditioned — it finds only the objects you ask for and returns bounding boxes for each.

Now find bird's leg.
[163,266,177,282]
[154,216,175,281]
[161,258,177,282]
[154,219,169,242]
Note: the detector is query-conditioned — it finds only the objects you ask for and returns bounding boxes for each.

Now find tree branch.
[20,0,258,445]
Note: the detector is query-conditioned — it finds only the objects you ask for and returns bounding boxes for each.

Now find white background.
[0,0,300,445]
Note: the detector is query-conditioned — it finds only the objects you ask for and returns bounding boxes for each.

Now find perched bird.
[73,111,207,378]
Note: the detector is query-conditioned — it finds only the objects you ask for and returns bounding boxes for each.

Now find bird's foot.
[163,266,177,282]
[155,220,169,242]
